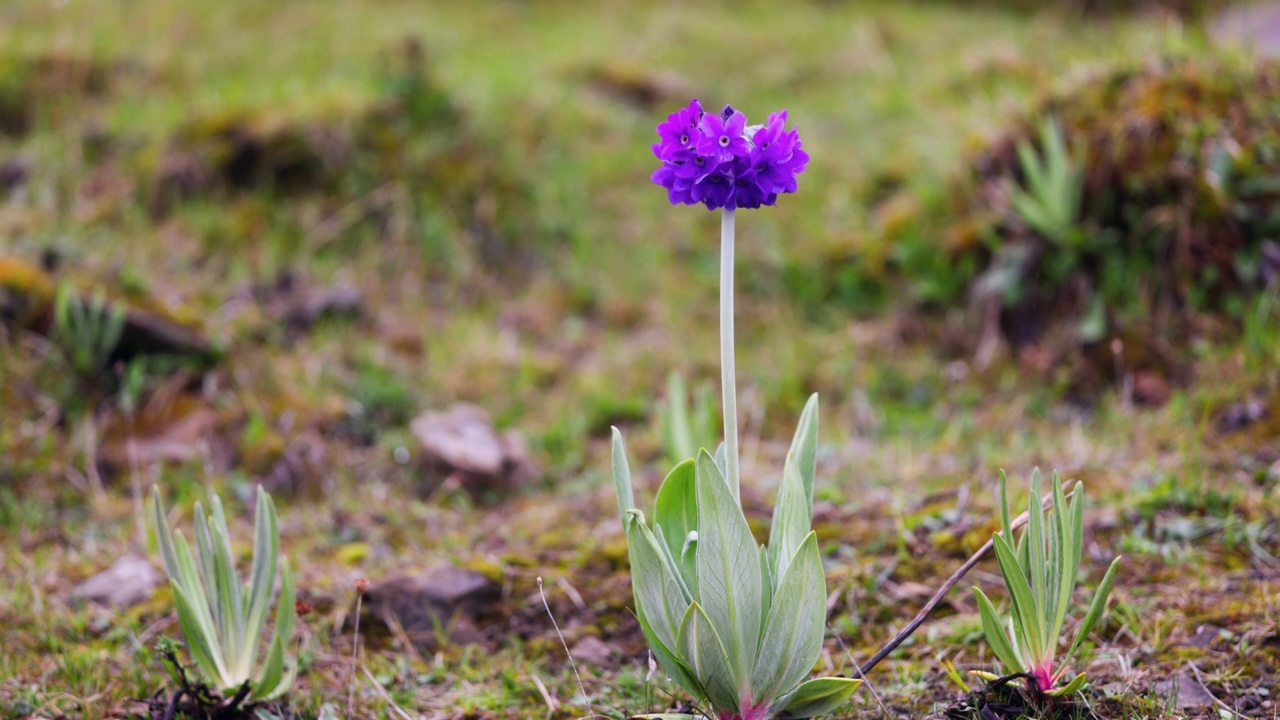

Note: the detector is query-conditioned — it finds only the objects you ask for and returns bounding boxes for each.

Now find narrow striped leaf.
[767,453,811,583]
[1067,556,1120,660]
[992,532,1045,663]
[973,587,1023,673]
[786,394,819,512]
[1027,470,1048,650]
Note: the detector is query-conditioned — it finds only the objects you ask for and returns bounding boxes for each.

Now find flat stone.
[569,636,617,667]
[72,554,163,609]
[410,404,537,500]
[1153,672,1218,709]
[363,563,500,649]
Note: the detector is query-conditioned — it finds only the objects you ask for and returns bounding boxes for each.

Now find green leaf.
[612,427,636,530]
[695,450,762,694]
[151,487,182,584]
[973,587,1023,674]
[751,533,826,706]
[634,594,701,697]
[677,602,740,713]
[998,470,1013,544]
[244,486,280,676]
[787,394,819,512]
[681,532,699,601]
[251,634,285,701]
[992,532,1045,665]
[654,460,698,570]
[1026,469,1048,651]
[1048,474,1073,646]
[767,453,811,583]
[627,514,692,655]
[1045,672,1089,697]
[774,677,862,719]
[1066,556,1120,660]
[664,371,695,464]
[171,579,230,688]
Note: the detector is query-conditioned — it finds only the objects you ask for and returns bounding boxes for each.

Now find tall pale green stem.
[720,209,740,504]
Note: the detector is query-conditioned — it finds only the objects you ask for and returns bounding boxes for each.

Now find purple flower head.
[650,101,807,212]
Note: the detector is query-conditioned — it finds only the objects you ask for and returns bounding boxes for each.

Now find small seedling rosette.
[971,469,1121,697]
[151,485,298,702]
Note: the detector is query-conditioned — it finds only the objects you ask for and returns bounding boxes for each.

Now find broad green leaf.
[758,545,772,622]
[992,533,1045,664]
[751,533,826,705]
[1066,556,1120,660]
[655,525,693,603]
[677,602,740,713]
[695,450,762,693]
[786,394,819,511]
[665,372,695,464]
[1045,672,1088,697]
[654,460,698,569]
[681,532,699,600]
[634,595,701,696]
[627,514,692,654]
[973,587,1023,674]
[774,677,862,719]
[767,453,811,583]
[612,428,636,529]
[713,442,727,479]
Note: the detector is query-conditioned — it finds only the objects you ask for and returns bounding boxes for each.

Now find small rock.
[569,636,617,668]
[1154,672,1218,709]
[72,554,163,609]
[1188,624,1229,649]
[363,563,500,649]
[410,404,537,500]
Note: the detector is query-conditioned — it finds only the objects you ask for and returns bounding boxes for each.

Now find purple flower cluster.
[651,99,809,211]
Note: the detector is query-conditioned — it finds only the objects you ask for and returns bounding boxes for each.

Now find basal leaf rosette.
[612,397,861,720]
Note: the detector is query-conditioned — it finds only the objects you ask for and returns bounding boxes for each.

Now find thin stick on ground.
[349,578,368,719]
[830,623,889,716]
[859,481,1074,676]
[538,576,594,719]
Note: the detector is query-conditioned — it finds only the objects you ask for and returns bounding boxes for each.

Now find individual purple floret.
[651,100,807,211]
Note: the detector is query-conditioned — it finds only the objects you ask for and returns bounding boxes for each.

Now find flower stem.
[720,208,740,504]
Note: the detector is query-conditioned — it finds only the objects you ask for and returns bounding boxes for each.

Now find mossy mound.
[0,52,128,137]
[953,58,1280,394]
